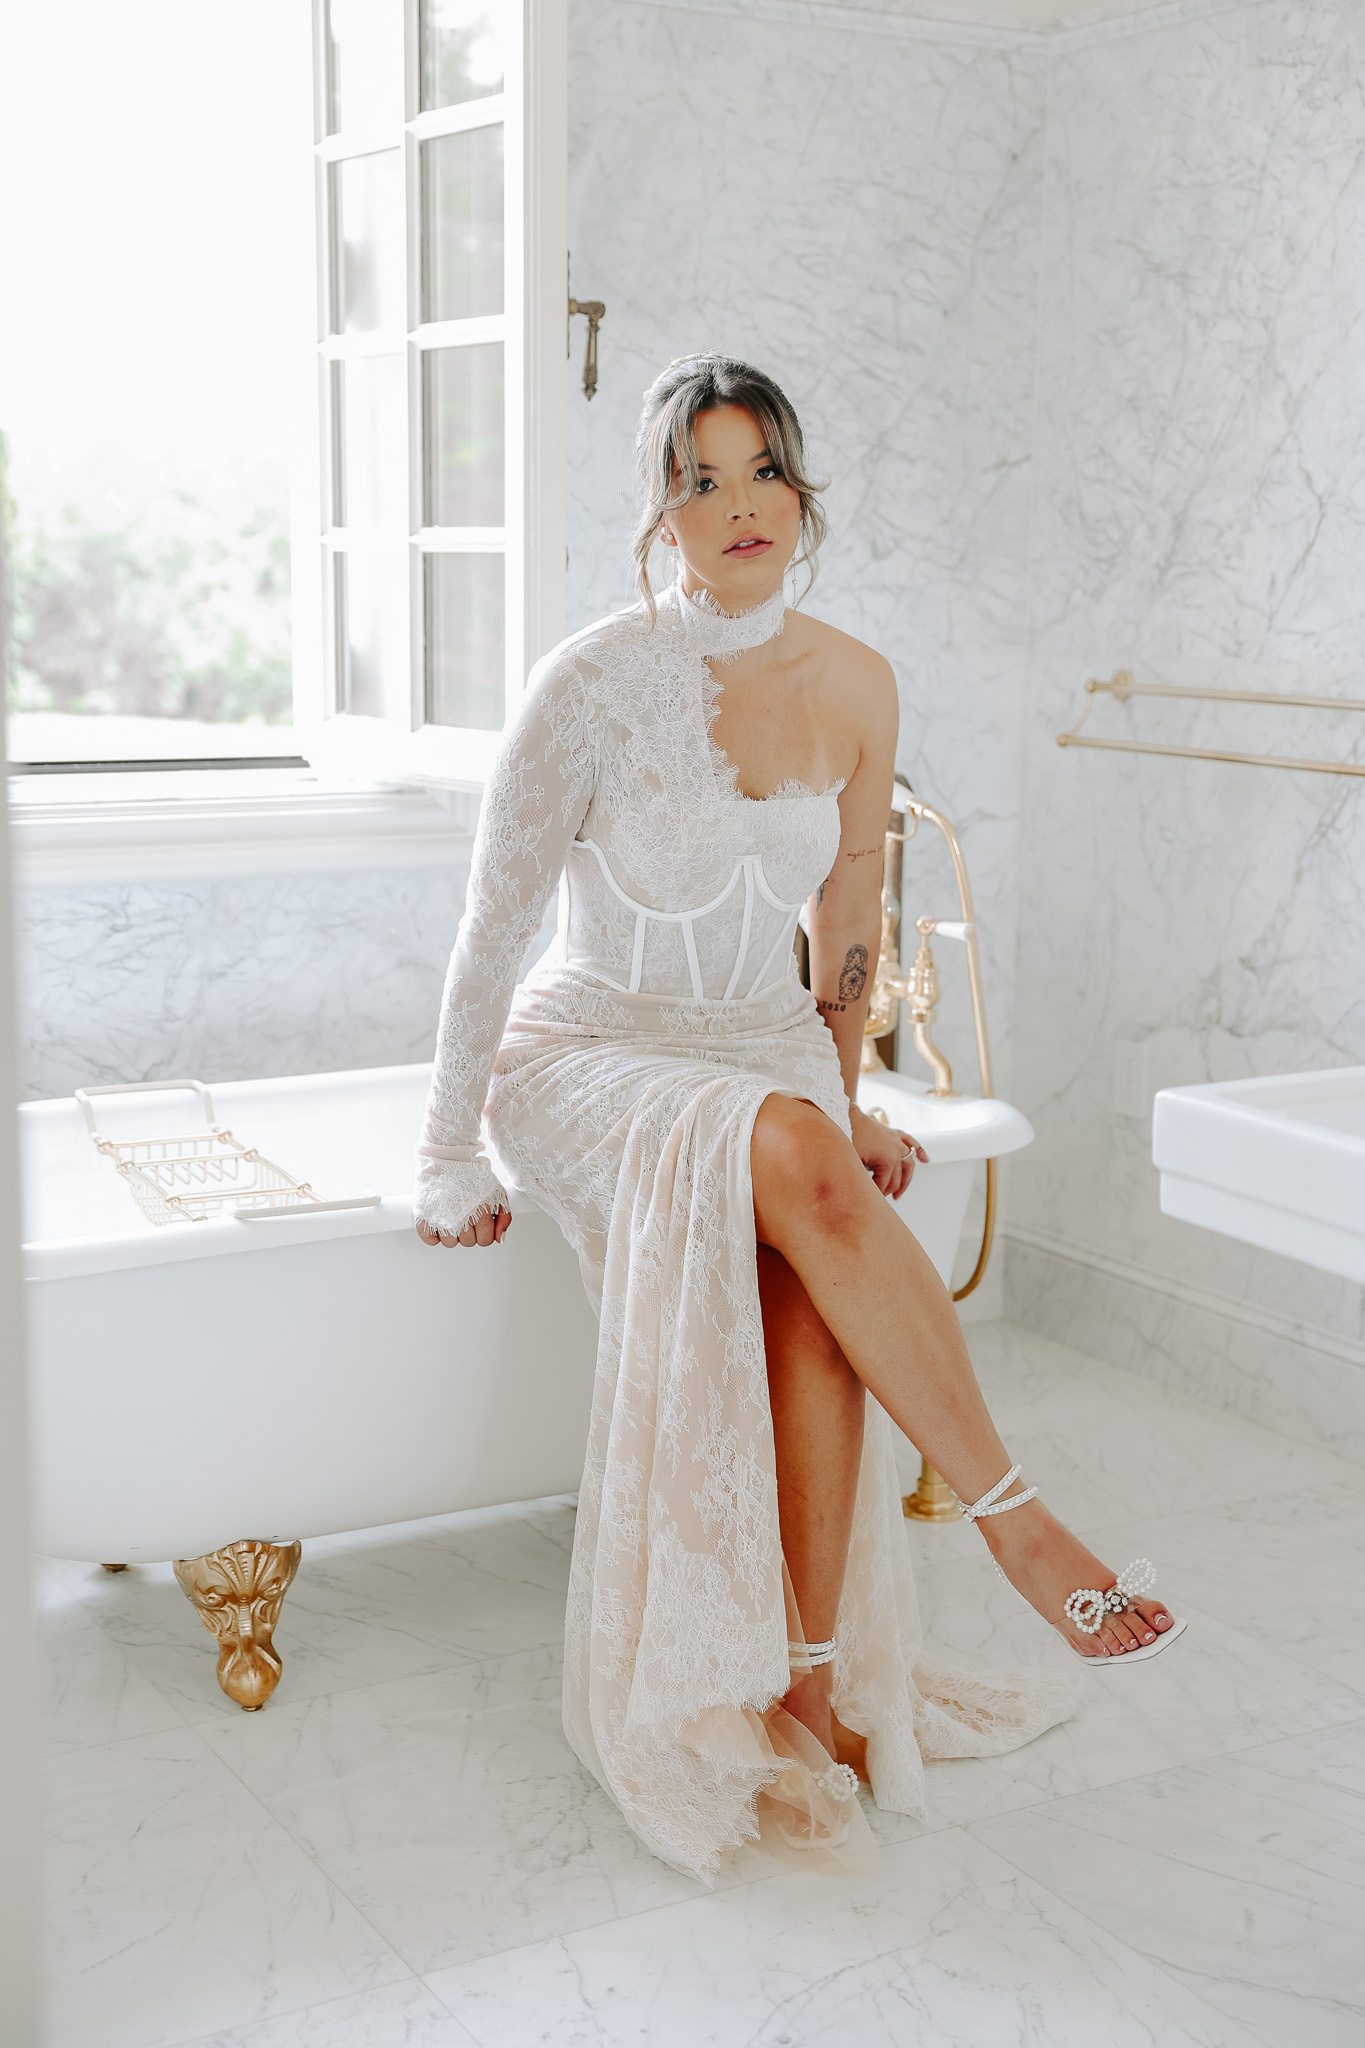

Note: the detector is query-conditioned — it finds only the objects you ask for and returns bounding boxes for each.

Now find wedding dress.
[415,580,1077,1881]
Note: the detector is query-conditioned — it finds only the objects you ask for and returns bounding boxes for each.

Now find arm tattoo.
[815,996,845,1014]
[839,944,869,1002]
[843,845,882,864]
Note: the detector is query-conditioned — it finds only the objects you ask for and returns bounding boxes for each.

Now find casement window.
[303,0,566,788]
[3,0,563,795]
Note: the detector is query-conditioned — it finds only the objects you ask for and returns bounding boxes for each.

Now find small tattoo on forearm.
[839,945,869,1002]
[815,997,846,1014]
[844,845,882,863]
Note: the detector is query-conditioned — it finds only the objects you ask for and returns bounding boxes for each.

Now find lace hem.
[412,1153,510,1238]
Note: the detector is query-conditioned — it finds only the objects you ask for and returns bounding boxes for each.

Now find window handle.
[568,292,606,400]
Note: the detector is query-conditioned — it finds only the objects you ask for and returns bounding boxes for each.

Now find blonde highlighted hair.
[631,355,828,620]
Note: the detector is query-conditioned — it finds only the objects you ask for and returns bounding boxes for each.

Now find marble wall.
[1005,0,1365,1452]
[566,0,1049,1300]
[14,865,471,1101]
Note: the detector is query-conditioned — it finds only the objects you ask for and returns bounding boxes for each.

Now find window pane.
[3,3,298,762]
[419,0,503,110]
[425,553,503,728]
[331,150,404,334]
[421,126,503,324]
[325,0,405,137]
[333,355,408,529]
[424,343,503,526]
[335,551,408,717]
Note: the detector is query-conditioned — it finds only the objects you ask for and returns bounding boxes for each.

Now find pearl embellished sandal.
[960,1464,1188,1665]
[776,1634,862,1847]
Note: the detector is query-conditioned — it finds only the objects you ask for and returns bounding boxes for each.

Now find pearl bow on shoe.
[958,1465,1188,1667]
[1063,1558,1157,1635]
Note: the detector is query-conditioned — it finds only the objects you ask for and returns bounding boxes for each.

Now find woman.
[415,355,1181,1880]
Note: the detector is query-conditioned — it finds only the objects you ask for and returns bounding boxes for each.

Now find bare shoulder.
[786,610,896,725]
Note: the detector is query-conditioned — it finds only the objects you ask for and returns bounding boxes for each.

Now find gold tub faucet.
[863,780,999,1524]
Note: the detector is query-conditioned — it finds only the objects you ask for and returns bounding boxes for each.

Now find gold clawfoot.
[902,1459,961,1522]
[173,1539,302,1711]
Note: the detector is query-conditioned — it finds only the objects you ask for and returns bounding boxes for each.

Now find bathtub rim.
[21,1058,1031,1283]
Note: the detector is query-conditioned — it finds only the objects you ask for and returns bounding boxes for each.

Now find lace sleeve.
[414,650,598,1236]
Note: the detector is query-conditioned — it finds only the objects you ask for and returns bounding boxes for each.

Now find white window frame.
[296,0,567,792]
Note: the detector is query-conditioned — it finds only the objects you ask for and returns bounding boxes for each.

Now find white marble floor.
[37,1322,1365,2048]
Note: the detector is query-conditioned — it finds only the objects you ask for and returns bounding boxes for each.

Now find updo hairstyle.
[630,354,828,619]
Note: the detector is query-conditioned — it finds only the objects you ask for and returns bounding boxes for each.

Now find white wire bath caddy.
[76,1079,380,1226]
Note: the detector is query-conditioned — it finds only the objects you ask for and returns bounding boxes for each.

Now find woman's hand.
[849,1104,928,1200]
[415,1208,512,1249]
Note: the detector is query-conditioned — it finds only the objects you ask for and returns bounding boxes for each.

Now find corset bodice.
[559,783,841,1000]
[417,580,845,1234]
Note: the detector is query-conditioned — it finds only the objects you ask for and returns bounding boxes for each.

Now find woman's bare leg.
[759,1245,864,1759]
[752,1097,1175,1659]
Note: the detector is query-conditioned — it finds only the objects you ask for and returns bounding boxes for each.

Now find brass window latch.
[568,278,605,400]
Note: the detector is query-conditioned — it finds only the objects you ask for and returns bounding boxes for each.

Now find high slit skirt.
[485,959,1078,1883]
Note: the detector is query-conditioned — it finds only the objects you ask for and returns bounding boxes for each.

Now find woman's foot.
[831,1712,870,1784]
[978,1494,1176,1658]
[781,1668,836,1755]
[781,1669,872,1781]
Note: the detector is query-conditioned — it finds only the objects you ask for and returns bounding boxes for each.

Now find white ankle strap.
[788,1636,837,1669]
[960,1463,1038,1522]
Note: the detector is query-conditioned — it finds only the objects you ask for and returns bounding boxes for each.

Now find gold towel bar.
[1058,671,1365,778]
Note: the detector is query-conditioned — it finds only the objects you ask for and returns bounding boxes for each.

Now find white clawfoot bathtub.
[21,1059,1032,1562]
[20,1057,1030,1703]
[20,1065,601,1566]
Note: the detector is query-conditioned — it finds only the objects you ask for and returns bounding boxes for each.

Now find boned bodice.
[549,585,842,1000]
[560,785,841,1001]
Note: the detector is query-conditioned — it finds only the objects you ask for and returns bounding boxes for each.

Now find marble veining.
[15,867,467,1101]
[1005,0,1365,1416]
[180,1981,478,2048]
[567,0,1048,1111]
[425,1826,1259,2046]
[973,1719,1365,2047]
[46,1725,409,2048]
[196,1648,720,1976]
[38,1323,1365,2046]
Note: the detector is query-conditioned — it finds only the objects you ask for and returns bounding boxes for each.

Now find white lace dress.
[416,582,1077,1881]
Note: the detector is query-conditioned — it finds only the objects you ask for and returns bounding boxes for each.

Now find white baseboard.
[1004,1227,1365,1468]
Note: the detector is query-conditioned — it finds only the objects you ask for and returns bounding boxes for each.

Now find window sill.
[8,770,481,888]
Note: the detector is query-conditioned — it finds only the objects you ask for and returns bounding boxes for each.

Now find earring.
[662,532,676,546]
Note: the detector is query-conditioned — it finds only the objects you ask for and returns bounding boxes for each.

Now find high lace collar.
[671,578,787,666]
